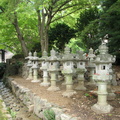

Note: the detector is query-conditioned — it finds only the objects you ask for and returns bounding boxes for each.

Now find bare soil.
[11,66,120,120]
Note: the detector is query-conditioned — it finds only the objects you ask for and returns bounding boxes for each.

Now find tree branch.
[51,7,82,23]
[56,3,79,12]
[52,0,72,18]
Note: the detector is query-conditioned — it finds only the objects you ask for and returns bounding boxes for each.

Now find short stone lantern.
[25,52,33,80]
[31,51,40,82]
[61,46,76,97]
[86,48,96,86]
[75,50,87,91]
[47,49,60,91]
[39,50,50,86]
[91,42,116,113]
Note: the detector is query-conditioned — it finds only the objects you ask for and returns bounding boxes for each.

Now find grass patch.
[0,100,7,120]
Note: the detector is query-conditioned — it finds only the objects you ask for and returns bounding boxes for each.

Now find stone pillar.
[75,69,86,90]
[61,46,76,97]
[40,69,50,86]
[86,66,96,86]
[74,50,87,90]
[27,67,33,80]
[31,62,40,83]
[25,51,33,80]
[62,73,76,97]
[39,51,50,87]
[47,71,60,91]
[86,48,96,86]
[26,60,33,80]
[91,80,113,113]
[47,49,60,91]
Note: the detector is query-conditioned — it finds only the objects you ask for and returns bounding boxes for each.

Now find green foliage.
[0,0,100,55]
[84,93,97,99]
[75,6,101,50]
[13,61,23,68]
[0,100,7,120]
[94,0,120,64]
[43,109,55,120]
[68,38,85,53]
[76,6,100,32]
[7,107,16,118]
[49,23,76,52]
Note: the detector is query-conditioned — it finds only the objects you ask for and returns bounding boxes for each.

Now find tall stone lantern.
[47,49,60,91]
[31,51,40,82]
[91,42,116,113]
[61,46,76,97]
[39,50,50,86]
[86,48,96,86]
[25,52,33,80]
[75,50,87,91]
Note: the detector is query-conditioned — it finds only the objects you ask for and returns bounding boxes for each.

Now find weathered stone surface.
[61,114,72,120]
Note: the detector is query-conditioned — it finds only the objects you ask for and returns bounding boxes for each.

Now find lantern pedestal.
[75,69,86,91]
[86,66,96,86]
[40,70,50,87]
[31,62,40,82]
[26,67,33,80]
[91,80,113,113]
[47,71,60,91]
[62,71,76,97]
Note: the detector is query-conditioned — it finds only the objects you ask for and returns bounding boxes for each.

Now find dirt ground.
[11,66,120,120]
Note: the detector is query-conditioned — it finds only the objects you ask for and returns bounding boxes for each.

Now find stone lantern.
[86,48,96,86]
[91,42,116,113]
[61,46,76,97]
[31,51,40,82]
[75,50,87,91]
[47,49,60,91]
[25,52,33,80]
[39,50,50,86]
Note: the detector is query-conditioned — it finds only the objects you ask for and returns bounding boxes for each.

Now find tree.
[99,0,120,63]
[0,0,29,56]
[0,0,39,56]
[0,0,101,56]
[27,0,99,54]
[76,6,101,50]
[48,23,76,51]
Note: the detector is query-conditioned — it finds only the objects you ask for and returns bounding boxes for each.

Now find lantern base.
[87,81,96,86]
[40,82,50,87]
[62,90,76,98]
[26,77,32,80]
[47,86,60,91]
[31,79,40,83]
[91,103,113,114]
[75,85,86,91]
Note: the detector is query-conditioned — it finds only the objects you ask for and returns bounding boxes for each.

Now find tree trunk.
[37,9,50,55]
[12,12,28,57]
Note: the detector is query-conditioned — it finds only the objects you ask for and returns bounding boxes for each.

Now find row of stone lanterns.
[25,39,116,113]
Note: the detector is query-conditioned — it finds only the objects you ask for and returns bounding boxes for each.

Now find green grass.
[0,100,8,120]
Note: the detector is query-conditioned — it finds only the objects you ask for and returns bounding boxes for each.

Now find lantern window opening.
[80,62,83,65]
[102,65,106,70]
